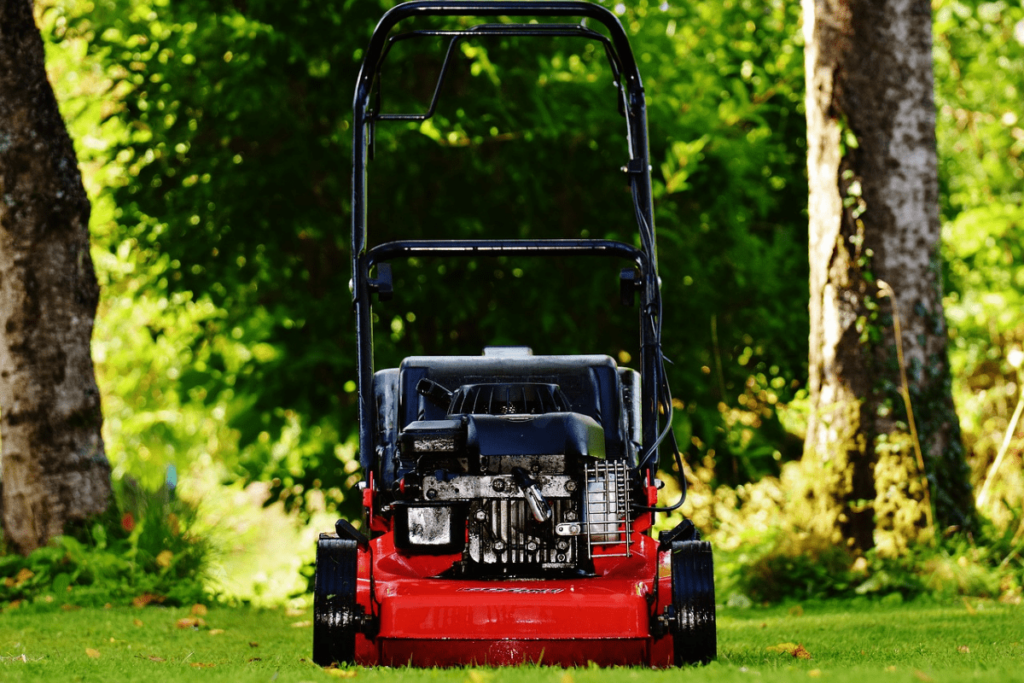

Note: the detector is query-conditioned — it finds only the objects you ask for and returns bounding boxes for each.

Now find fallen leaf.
[176,617,207,629]
[3,577,14,588]
[132,593,164,608]
[191,604,208,617]
[44,595,54,603]
[7,600,21,610]
[110,637,117,643]
[133,619,144,627]
[767,642,799,654]
[249,642,259,648]
[209,629,225,636]
[248,657,262,662]
[560,674,574,683]
[86,648,101,659]
[788,604,804,617]
[808,670,822,678]
[884,665,897,672]
[962,597,977,615]
[156,550,174,569]
[14,568,34,586]
[285,607,305,617]
[760,622,768,629]
[291,620,312,628]
[914,671,933,682]
[189,662,215,669]
[326,671,357,678]
[104,602,112,609]
[138,655,166,663]
[767,643,812,659]
[957,645,970,654]
[62,604,81,611]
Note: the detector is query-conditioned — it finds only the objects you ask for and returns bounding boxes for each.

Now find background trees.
[15,0,1022,587]
[54,0,809,515]
[0,0,109,554]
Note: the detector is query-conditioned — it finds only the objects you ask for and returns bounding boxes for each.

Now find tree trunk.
[0,0,110,554]
[802,0,975,553]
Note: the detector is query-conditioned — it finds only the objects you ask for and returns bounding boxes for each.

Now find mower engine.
[393,376,635,577]
[382,350,638,581]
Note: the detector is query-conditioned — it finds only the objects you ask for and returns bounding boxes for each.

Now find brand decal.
[456,587,564,594]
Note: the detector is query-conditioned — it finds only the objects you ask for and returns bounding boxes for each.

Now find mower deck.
[353,533,675,667]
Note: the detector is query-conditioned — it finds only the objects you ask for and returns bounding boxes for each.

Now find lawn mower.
[313,1,716,667]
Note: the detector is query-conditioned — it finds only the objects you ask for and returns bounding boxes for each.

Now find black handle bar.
[354,1,643,112]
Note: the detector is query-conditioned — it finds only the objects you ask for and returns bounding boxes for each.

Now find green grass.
[1,599,1022,682]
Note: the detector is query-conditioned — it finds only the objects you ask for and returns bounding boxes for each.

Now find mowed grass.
[1,599,1022,682]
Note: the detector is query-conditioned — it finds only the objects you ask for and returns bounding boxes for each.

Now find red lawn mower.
[313,1,716,667]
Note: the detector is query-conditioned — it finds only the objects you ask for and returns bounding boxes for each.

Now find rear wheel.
[670,540,717,665]
[312,534,359,666]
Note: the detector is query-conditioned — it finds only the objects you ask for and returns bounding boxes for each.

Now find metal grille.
[583,461,632,557]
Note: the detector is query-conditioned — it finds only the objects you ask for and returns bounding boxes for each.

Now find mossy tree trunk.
[802,0,975,552]
[0,0,110,554]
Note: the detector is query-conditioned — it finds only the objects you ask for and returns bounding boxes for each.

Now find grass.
[1,599,1023,682]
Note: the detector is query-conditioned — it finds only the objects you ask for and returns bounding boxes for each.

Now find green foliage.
[0,483,209,610]
[934,0,1024,525]
[724,522,1023,605]
[40,0,809,510]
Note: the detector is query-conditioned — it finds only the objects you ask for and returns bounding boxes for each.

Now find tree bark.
[802,0,975,553]
[0,0,110,554]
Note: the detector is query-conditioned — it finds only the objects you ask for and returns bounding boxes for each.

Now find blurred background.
[9,0,1022,606]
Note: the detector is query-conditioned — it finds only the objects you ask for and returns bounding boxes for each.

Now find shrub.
[0,481,211,611]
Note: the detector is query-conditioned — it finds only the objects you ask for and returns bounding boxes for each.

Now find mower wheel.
[313,534,360,667]
[669,539,717,665]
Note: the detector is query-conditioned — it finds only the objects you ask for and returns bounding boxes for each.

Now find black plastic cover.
[465,413,605,460]
[397,354,626,459]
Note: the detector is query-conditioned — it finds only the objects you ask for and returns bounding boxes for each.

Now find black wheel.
[312,534,359,666]
[670,540,717,665]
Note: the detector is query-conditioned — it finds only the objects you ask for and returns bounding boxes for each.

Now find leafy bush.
[722,521,1023,606]
[0,482,210,611]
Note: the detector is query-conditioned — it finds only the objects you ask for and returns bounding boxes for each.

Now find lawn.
[1,599,1022,682]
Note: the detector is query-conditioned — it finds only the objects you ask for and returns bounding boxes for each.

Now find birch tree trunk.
[802,0,975,553]
[0,0,110,554]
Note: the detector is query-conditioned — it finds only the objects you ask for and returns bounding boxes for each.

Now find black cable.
[629,177,688,513]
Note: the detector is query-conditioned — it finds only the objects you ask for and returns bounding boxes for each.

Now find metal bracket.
[620,267,641,306]
[368,263,393,301]
[620,158,650,175]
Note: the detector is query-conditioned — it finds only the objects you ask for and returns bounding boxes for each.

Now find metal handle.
[355,1,642,110]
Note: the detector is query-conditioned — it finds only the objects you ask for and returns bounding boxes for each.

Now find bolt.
[493,541,505,551]
[492,479,505,492]
[426,489,437,499]
[556,540,569,551]
[475,510,487,521]
[565,481,577,492]
[556,554,566,562]
[527,542,538,551]
[565,511,577,521]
